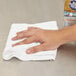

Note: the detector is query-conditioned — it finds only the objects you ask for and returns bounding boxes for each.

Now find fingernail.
[26,50,31,54]
[12,44,14,47]
[12,36,18,41]
[11,38,16,40]
[12,44,16,47]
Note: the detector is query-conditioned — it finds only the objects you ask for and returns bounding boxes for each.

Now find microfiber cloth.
[3,21,58,61]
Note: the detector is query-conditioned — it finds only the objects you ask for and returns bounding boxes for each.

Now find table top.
[0,0,76,76]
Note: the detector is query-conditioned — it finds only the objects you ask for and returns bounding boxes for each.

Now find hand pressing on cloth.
[11,27,62,54]
[12,24,76,54]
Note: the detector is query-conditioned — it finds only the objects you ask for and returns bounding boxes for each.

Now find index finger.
[11,30,27,40]
[11,27,40,41]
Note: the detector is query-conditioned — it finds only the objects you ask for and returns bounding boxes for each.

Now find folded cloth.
[3,21,58,61]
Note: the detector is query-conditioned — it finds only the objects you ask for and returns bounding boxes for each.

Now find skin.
[12,24,76,54]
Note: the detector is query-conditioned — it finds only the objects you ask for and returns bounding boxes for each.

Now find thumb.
[26,44,47,54]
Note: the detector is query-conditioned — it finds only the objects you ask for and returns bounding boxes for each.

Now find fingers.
[28,27,39,30]
[26,44,47,54]
[12,27,40,41]
[12,36,37,47]
[12,30,28,40]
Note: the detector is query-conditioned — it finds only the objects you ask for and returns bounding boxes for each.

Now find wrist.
[58,27,73,45]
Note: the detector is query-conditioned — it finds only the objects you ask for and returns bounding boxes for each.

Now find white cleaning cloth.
[3,21,58,61]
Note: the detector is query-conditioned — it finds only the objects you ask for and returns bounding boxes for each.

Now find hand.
[12,27,62,54]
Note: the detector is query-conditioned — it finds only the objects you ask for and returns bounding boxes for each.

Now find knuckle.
[32,47,37,51]
[24,40,29,43]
